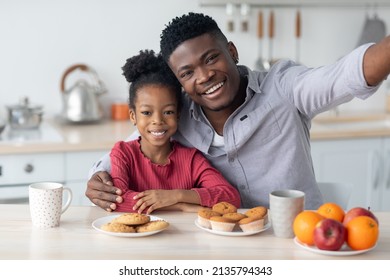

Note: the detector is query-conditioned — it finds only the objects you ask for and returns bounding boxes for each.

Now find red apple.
[313,218,347,251]
[343,207,379,226]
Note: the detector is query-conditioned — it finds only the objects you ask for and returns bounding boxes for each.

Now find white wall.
[1,0,389,120]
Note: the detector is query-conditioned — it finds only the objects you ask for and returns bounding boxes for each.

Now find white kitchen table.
[0,204,389,260]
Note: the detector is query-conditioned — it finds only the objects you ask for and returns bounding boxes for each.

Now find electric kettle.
[60,64,107,123]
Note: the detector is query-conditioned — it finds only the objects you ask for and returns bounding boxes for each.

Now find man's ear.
[227,41,239,63]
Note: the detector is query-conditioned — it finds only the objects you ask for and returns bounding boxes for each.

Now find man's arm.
[363,35,390,86]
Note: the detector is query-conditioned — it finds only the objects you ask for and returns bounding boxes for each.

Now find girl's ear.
[129,109,136,126]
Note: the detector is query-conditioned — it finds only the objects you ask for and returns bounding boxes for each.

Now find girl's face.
[130,84,179,151]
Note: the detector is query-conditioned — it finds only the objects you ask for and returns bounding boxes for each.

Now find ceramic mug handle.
[61,187,73,214]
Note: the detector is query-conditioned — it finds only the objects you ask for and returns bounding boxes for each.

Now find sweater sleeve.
[190,150,241,208]
[110,141,142,213]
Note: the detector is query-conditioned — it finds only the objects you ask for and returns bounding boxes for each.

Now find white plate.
[194,219,270,236]
[92,214,169,237]
[294,237,376,256]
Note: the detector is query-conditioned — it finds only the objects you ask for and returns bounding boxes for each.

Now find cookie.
[245,206,267,220]
[101,222,136,233]
[136,220,170,233]
[112,213,150,225]
[212,202,237,215]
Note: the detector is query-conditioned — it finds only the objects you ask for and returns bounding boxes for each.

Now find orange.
[346,216,379,250]
[293,211,325,246]
[317,202,345,222]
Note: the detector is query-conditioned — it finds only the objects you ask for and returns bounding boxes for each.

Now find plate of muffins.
[92,213,169,237]
[195,202,270,236]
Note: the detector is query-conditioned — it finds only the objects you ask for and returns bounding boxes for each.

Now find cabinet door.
[311,138,382,211]
[0,153,65,185]
[65,181,94,206]
[65,150,108,206]
[65,151,108,181]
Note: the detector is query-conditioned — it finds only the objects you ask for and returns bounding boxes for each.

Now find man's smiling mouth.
[204,81,224,95]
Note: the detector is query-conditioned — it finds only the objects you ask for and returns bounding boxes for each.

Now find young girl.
[111,50,240,214]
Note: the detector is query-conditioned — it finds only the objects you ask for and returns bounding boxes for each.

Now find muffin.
[222,212,247,222]
[245,206,268,220]
[238,217,265,232]
[197,209,221,229]
[209,216,236,232]
[212,202,237,215]
[223,212,247,231]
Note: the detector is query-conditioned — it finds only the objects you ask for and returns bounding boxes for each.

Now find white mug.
[29,182,72,228]
[269,189,305,238]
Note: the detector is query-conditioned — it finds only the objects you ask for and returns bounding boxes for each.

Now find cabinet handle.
[371,151,381,190]
[386,151,390,190]
[24,164,34,173]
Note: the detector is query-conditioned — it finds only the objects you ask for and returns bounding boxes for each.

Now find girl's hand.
[133,190,178,214]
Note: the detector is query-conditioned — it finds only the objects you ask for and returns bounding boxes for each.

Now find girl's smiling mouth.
[149,130,167,137]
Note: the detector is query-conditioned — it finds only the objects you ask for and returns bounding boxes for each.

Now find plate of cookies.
[195,202,270,236]
[92,213,169,237]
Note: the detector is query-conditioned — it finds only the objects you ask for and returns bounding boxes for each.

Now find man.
[86,13,390,212]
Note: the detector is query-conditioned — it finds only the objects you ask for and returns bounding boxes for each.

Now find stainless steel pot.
[6,97,43,129]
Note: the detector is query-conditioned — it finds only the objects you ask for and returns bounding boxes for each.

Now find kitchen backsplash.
[1,0,389,120]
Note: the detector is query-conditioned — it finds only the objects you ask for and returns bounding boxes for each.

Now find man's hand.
[85,171,123,211]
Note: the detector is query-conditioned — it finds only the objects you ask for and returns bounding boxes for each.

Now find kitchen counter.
[2,111,390,155]
[0,204,388,260]
[0,118,136,155]
[310,111,390,140]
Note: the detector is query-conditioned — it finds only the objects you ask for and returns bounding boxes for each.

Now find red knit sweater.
[110,139,241,212]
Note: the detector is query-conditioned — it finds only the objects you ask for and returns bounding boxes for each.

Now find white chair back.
[317,182,353,209]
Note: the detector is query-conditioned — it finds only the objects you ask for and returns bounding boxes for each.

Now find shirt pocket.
[233,102,281,148]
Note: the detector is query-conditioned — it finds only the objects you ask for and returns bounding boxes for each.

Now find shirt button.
[228,157,235,163]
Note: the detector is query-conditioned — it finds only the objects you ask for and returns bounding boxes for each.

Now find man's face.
[168,33,241,113]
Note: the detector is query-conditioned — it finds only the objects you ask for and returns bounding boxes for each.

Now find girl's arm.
[132,189,201,214]
[110,141,143,213]
[190,151,241,208]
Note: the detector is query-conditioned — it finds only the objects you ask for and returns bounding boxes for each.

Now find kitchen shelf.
[199,0,390,8]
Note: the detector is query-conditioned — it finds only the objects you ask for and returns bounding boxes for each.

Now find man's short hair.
[160,12,228,62]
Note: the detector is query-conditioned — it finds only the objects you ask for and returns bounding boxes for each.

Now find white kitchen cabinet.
[0,150,107,206]
[0,153,65,203]
[379,138,390,211]
[65,150,108,206]
[311,137,386,211]
[0,153,65,185]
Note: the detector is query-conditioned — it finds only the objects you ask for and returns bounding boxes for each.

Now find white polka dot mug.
[29,182,73,228]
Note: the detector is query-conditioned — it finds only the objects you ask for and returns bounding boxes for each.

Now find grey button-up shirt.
[90,44,379,210]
